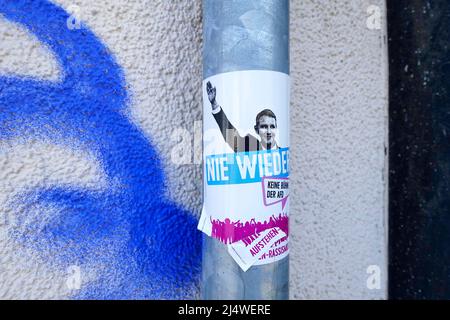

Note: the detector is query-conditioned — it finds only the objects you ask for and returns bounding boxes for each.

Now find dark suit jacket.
[213,108,277,153]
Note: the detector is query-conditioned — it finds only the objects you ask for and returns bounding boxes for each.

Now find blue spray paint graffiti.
[0,0,201,299]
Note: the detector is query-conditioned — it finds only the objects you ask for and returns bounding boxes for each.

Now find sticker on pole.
[227,227,287,272]
[198,70,290,271]
[262,177,289,210]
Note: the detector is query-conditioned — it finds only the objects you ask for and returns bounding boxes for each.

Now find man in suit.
[207,81,279,153]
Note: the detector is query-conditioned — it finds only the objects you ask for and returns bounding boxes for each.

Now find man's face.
[256,116,277,147]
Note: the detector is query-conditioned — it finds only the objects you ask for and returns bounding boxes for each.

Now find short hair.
[255,109,277,127]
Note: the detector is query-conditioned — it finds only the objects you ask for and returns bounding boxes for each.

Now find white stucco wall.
[0,0,387,299]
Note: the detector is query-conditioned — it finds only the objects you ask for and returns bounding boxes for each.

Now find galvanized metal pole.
[201,0,290,300]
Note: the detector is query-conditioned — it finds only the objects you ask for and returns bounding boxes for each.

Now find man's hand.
[206,81,218,110]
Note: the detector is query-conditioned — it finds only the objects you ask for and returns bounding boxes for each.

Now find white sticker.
[227,227,287,271]
[199,70,290,270]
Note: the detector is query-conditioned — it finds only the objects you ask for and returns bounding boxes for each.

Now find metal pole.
[200,0,290,300]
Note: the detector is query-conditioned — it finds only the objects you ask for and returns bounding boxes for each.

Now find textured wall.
[0,0,387,299]
[290,0,388,299]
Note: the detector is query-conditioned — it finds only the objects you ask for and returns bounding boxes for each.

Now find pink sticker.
[228,227,287,271]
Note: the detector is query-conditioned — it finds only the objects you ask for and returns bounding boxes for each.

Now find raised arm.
[206,81,257,152]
